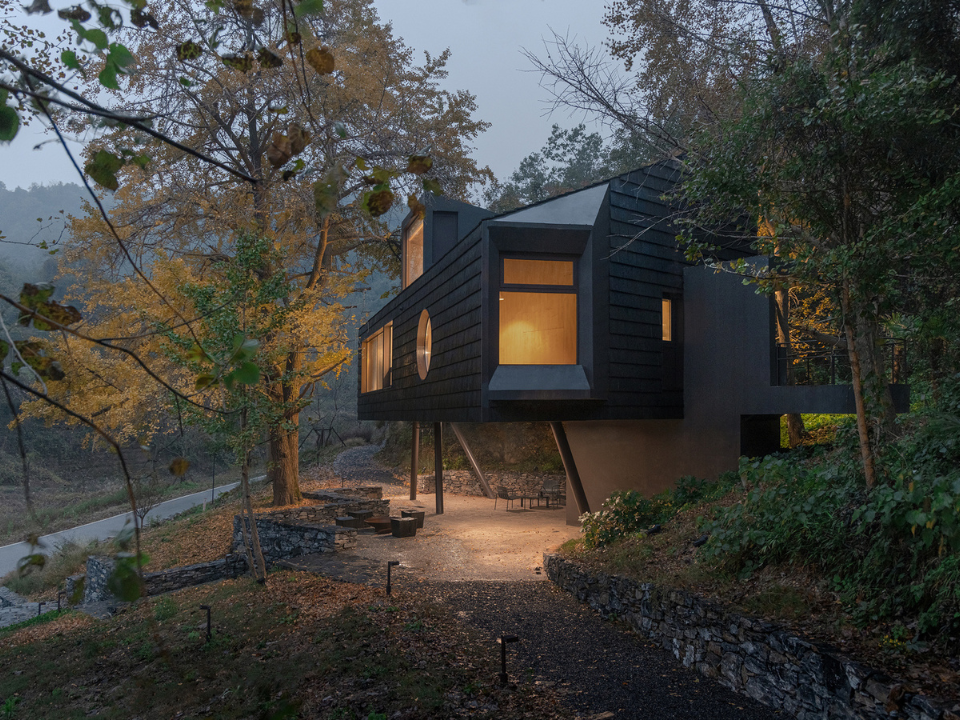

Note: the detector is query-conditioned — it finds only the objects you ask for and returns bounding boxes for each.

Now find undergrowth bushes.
[701,454,960,642]
[577,383,960,646]
[580,474,735,549]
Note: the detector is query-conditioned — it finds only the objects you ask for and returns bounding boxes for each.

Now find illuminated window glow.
[498,257,577,365]
[416,310,432,380]
[661,298,672,342]
[361,322,392,393]
[402,219,424,288]
[503,258,574,286]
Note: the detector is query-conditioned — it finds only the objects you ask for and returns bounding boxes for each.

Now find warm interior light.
[499,291,576,364]
[662,298,672,342]
[503,258,574,286]
[403,219,424,289]
[361,323,392,392]
[416,309,432,380]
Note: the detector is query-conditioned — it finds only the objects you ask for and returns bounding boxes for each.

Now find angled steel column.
[434,422,444,515]
[410,421,419,501]
[550,421,589,514]
[450,423,494,499]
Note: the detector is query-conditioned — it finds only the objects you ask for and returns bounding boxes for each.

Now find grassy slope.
[0,573,566,719]
[0,455,567,719]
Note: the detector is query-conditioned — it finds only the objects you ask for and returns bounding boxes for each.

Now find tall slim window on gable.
[402,218,424,289]
[499,258,577,365]
[361,322,393,393]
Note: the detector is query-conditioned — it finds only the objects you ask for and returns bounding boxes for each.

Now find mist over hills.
[0,181,397,438]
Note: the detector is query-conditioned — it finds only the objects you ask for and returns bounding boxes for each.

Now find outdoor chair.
[540,479,565,507]
[494,485,521,510]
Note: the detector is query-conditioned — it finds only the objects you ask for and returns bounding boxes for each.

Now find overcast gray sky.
[0,0,614,191]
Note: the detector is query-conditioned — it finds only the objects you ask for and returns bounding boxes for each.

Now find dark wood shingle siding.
[358,233,484,422]
[604,163,687,417]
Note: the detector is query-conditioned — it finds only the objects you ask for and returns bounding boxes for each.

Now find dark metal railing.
[775,338,906,386]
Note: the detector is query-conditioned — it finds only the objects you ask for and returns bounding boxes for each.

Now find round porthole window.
[416,309,432,380]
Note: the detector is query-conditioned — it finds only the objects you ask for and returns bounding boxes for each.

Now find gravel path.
[330,443,405,490]
[300,446,783,720]
[426,581,782,720]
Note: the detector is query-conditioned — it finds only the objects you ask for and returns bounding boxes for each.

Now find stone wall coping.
[544,553,959,720]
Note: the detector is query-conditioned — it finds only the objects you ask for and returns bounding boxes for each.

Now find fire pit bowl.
[365,515,393,534]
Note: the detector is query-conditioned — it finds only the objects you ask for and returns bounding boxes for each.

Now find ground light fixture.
[386,560,400,595]
[498,634,520,685]
[199,604,212,642]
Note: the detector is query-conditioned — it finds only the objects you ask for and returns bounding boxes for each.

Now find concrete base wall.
[563,418,740,524]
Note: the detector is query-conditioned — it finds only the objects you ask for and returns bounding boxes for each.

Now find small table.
[519,495,541,509]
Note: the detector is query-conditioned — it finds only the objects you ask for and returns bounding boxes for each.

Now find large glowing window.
[361,322,392,393]
[402,219,424,289]
[499,257,577,365]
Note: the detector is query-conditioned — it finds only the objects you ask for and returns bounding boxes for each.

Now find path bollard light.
[199,604,212,642]
[37,601,43,617]
[498,634,519,685]
[386,561,400,596]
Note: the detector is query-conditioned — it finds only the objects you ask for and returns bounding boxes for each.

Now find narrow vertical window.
[661,298,672,342]
[402,218,424,289]
[361,322,393,392]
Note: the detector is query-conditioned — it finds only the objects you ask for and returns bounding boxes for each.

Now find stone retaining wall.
[264,489,389,525]
[303,486,383,501]
[0,587,25,608]
[67,485,381,606]
[77,554,249,604]
[83,555,116,605]
[545,554,959,720]
[263,499,390,525]
[233,516,356,566]
[143,555,248,595]
[417,470,565,498]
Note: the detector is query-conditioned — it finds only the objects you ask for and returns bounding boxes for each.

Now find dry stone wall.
[303,486,383,501]
[545,554,959,720]
[232,516,356,566]
[263,499,389,525]
[69,486,385,606]
[77,554,249,604]
[417,470,565,498]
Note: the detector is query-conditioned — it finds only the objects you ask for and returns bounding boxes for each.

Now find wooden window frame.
[497,255,579,366]
[361,322,393,393]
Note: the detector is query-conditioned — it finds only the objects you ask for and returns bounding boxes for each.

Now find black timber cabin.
[357,160,909,524]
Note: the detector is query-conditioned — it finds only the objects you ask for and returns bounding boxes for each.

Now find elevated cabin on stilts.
[357,160,910,524]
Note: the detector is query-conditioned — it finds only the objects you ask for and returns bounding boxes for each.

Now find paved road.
[0,481,244,578]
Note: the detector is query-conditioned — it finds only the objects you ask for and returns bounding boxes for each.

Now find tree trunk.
[269,422,301,506]
[241,451,268,582]
[775,284,806,447]
[840,282,896,487]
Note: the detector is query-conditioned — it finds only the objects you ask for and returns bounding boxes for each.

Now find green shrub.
[580,474,734,549]
[701,454,960,641]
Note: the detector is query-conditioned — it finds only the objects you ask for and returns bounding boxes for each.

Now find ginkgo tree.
[0,0,488,599]
[8,0,491,507]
